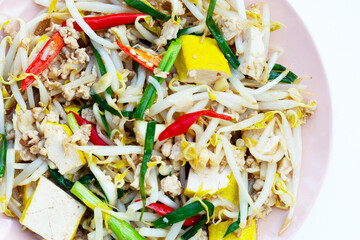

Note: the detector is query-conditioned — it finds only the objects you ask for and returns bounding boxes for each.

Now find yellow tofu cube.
[20,176,86,240]
[174,35,231,85]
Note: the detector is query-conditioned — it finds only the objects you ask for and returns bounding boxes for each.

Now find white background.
[287,0,360,239]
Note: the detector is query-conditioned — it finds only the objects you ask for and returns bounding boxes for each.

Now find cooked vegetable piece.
[44,122,86,175]
[206,0,240,69]
[78,174,96,184]
[269,64,298,83]
[140,121,156,219]
[147,203,202,226]
[20,177,86,240]
[48,167,74,189]
[153,200,214,228]
[181,215,207,240]
[117,40,162,71]
[133,38,183,120]
[124,0,170,20]
[71,181,145,240]
[0,134,7,177]
[224,211,241,237]
[66,112,80,131]
[100,114,111,138]
[69,111,108,146]
[21,32,64,91]
[174,35,231,85]
[62,13,147,31]
[158,110,232,141]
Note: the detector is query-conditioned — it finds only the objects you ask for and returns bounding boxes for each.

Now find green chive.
[206,0,240,69]
[78,174,96,185]
[133,38,183,120]
[108,216,146,240]
[153,200,214,228]
[48,167,74,189]
[124,0,170,20]
[71,182,144,240]
[0,134,7,177]
[269,63,298,83]
[223,211,241,237]
[66,112,80,132]
[181,215,207,240]
[140,121,157,220]
[100,114,111,138]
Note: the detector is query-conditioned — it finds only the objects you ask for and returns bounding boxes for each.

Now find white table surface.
[287,0,360,239]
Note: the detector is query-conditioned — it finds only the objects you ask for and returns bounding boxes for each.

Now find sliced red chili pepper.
[69,111,108,146]
[62,13,147,31]
[116,39,162,71]
[158,110,232,141]
[21,32,64,91]
[147,203,202,226]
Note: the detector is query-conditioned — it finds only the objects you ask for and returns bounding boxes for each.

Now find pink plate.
[0,0,332,239]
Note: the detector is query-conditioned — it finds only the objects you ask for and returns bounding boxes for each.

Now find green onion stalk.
[133,38,183,120]
[71,181,146,240]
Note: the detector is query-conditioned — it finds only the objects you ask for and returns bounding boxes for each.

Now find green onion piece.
[117,189,128,198]
[0,134,7,177]
[78,104,94,114]
[90,87,121,116]
[206,0,240,69]
[48,167,74,189]
[71,181,109,210]
[177,28,203,38]
[66,112,80,132]
[140,121,156,220]
[223,211,241,237]
[90,41,113,97]
[181,215,207,240]
[124,0,170,20]
[100,114,111,138]
[78,174,96,184]
[133,38,183,120]
[153,200,214,228]
[269,63,298,83]
[121,110,134,118]
[108,216,146,240]
[71,182,144,240]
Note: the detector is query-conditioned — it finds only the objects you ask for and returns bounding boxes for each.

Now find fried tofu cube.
[44,122,86,175]
[20,176,86,240]
[174,35,232,85]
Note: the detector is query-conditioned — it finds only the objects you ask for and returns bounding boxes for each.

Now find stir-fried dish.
[0,0,316,239]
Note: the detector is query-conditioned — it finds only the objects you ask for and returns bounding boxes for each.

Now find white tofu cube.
[20,176,86,240]
[44,123,85,175]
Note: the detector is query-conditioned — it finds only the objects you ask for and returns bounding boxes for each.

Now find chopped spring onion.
[71,182,145,240]
[48,167,74,189]
[100,114,111,138]
[269,64,298,83]
[66,112,80,131]
[78,174,96,184]
[0,134,7,177]
[206,0,240,69]
[181,215,207,240]
[223,211,240,237]
[133,38,183,120]
[140,121,156,219]
[90,87,131,118]
[153,200,214,228]
[108,216,146,240]
[90,41,113,97]
[124,0,170,20]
